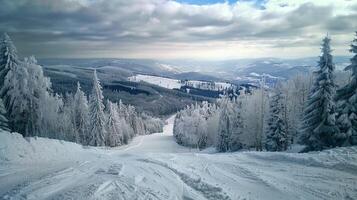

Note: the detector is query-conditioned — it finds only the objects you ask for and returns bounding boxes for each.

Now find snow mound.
[244,146,357,173]
[0,131,94,164]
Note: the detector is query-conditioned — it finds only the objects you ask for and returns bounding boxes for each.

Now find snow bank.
[244,146,357,173]
[0,131,94,164]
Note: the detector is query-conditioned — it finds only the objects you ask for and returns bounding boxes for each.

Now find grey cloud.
[325,14,357,33]
[0,0,355,58]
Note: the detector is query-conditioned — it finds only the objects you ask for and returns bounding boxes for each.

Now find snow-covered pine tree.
[116,100,133,144]
[229,98,244,151]
[73,82,90,144]
[0,33,31,135]
[335,31,357,146]
[105,100,123,147]
[24,56,70,140]
[265,87,288,151]
[62,93,77,142]
[0,33,19,89]
[24,56,54,136]
[300,36,340,151]
[0,98,10,131]
[89,70,107,146]
[216,97,232,152]
[127,105,144,136]
[194,109,207,150]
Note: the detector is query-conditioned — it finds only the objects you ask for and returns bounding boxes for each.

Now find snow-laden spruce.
[0,33,29,135]
[105,100,124,147]
[73,82,90,144]
[216,98,232,152]
[335,31,357,146]
[300,36,340,151]
[0,34,64,137]
[216,97,244,152]
[265,85,289,151]
[88,70,107,146]
[0,98,10,132]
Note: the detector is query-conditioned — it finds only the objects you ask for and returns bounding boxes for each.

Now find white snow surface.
[1,115,357,200]
[128,74,234,91]
[128,74,182,89]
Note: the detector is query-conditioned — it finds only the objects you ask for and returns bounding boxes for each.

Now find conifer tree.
[105,100,123,147]
[74,82,90,144]
[0,98,10,132]
[265,88,288,151]
[335,31,357,145]
[0,33,19,88]
[216,98,232,152]
[229,99,244,151]
[0,33,30,135]
[301,36,340,151]
[89,70,106,146]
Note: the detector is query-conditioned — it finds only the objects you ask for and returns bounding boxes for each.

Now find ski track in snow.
[1,115,357,200]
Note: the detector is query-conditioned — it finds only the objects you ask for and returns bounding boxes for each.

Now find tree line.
[0,33,163,146]
[174,33,357,152]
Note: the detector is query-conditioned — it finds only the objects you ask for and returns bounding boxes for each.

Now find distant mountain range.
[39,56,350,81]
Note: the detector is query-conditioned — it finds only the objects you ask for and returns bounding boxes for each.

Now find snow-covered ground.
[128,74,235,91]
[128,74,182,89]
[1,116,357,200]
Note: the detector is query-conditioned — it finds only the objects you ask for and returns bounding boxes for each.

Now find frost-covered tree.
[239,83,268,150]
[105,100,123,147]
[127,105,144,136]
[141,112,164,134]
[0,98,10,131]
[0,33,31,135]
[265,87,288,151]
[0,33,19,89]
[301,36,340,151]
[62,93,77,141]
[229,98,244,151]
[194,109,208,150]
[89,70,106,146]
[0,34,62,137]
[280,73,314,144]
[73,82,90,144]
[216,98,232,152]
[173,102,218,149]
[24,56,53,136]
[335,32,357,146]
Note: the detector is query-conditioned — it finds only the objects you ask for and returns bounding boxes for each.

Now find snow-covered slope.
[128,74,235,91]
[128,74,182,89]
[1,116,356,200]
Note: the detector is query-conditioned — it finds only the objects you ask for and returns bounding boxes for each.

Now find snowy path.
[1,115,357,200]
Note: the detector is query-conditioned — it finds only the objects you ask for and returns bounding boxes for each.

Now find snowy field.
[128,74,234,91]
[1,116,357,200]
[128,74,182,89]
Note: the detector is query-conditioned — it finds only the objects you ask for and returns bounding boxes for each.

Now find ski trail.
[1,115,357,200]
[137,158,231,200]
[121,136,144,152]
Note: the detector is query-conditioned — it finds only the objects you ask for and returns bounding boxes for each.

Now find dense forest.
[0,33,163,147]
[174,33,357,152]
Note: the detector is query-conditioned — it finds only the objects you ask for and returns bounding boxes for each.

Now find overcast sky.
[0,0,356,60]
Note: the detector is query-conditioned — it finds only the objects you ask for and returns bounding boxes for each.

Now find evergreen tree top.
[91,69,104,101]
[318,36,334,72]
[76,81,82,92]
[1,33,17,52]
[346,31,357,76]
